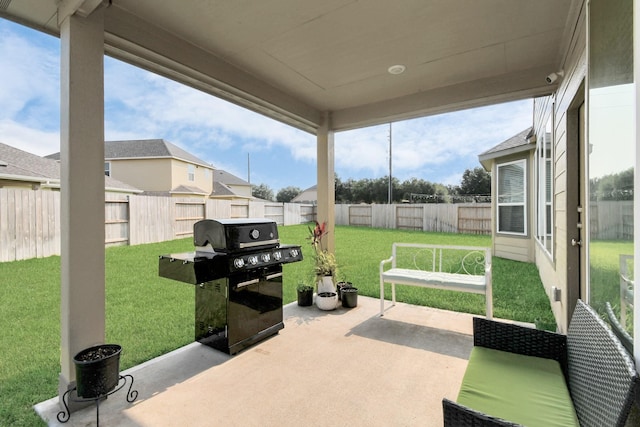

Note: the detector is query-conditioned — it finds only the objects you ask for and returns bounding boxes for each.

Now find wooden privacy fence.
[335,203,491,234]
[0,189,317,262]
[21,190,638,262]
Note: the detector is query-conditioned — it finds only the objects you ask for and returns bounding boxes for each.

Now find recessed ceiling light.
[388,64,406,75]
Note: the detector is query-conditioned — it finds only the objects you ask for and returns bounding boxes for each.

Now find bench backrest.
[390,243,490,275]
[567,300,639,427]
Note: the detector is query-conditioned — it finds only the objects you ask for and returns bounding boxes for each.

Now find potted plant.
[336,279,353,300]
[73,344,122,399]
[308,221,338,310]
[296,282,314,307]
[340,282,358,308]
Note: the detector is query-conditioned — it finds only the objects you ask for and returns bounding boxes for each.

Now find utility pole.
[247,153,251,186]
[388,122,393,204]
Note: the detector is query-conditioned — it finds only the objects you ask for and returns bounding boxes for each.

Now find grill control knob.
[234,258,245,268]
[290,249,299,258]
[248,255,258,265]
[261,253,271,262]
[273,251,282,261]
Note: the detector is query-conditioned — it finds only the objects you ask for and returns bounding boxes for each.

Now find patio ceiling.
[1,0,578,132]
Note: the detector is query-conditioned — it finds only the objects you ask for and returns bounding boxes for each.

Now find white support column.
[316,112,335,252]
[58,6,106,396]
[633,0,640,369]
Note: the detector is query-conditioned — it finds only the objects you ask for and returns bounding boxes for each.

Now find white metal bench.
[379,243,492,318]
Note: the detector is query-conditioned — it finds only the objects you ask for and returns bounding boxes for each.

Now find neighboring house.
[211,169,252,200]
[48,139,214,198]
[0,142,140,195]
[478,128,535,263]
[291,185,317,203]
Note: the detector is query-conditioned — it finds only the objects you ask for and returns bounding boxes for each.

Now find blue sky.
[0,18,533,194]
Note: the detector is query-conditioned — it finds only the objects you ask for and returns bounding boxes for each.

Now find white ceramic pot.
[317,275,335,293]
[316,292,337,311]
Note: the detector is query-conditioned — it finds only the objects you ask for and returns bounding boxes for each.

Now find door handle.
[571,238,582,247]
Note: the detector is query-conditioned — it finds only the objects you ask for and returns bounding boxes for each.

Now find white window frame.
[497,159,527,235]
[187,164,195,182]
[536,118,554,256]
[104,161,111,177]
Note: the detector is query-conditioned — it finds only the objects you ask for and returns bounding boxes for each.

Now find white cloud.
[335,100,532,180]
[0,119,60,156]
[104,58,315,162]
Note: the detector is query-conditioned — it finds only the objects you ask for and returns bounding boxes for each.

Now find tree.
[252,183,274,201]
[276,186,302,202]
[458,167,491,195]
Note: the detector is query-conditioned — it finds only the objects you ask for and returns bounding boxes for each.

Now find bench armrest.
[379,256,393,273]
[473,317,568,377]
[442,398,522,427]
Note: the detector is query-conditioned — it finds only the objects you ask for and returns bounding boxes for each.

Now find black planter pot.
[73,344,122,399]
[336,281,352,300]
[341,287,358,308]
[297,289,313,306]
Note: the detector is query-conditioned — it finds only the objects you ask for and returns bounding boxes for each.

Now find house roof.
[47,139,212,168]
[214,169,249,186]
[0,142,141,193]
[170,185,208,195]
[478,127,535,171]
[291,184,318,203]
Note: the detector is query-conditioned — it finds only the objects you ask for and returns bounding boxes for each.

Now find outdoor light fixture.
[388,64,406,75]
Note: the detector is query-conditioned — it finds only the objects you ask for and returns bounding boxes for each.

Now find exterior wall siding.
[111,158,173,192]
[533,3,586,333]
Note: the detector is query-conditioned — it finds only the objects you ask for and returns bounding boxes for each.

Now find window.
[497,159,526,235]
[187,164,195,181]
[536,118,553,254]
[104,162,111,177]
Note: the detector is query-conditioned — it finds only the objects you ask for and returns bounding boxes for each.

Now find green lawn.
[0,225,553,426]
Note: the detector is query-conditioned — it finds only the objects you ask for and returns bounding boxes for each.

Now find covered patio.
[35,296,484,426]
[2,0,640,423]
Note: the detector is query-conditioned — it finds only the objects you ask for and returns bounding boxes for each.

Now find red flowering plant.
[307,221,337,276]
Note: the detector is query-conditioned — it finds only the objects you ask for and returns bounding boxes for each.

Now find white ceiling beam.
[331,66,555,131]
[57,0,106,26]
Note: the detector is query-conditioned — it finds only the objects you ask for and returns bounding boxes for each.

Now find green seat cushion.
[457,346,579,427]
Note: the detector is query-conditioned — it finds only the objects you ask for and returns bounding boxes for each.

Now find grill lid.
[194,219,279,253]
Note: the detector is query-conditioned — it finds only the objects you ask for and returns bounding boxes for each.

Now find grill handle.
[266,272,283,280]
[237,278,259,289]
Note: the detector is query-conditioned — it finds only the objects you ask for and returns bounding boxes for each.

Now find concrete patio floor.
[35,296,480,426]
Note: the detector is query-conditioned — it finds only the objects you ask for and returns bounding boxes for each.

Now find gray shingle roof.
[479,127,533,158]
[214,169,249,186]
[1,141,140,192]
[171,185,208,195]
[47,139,211,168]
[1,142,60,180]
[478,127,534,171]
[105,139,210,167]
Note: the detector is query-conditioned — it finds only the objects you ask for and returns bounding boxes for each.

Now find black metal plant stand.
[57,374,137,426]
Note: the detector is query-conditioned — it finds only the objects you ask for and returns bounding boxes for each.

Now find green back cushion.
[457,346,579,427]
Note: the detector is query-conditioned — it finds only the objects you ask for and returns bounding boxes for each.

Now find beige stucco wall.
[227,183,251,197]
[170,159,213,193]
[109,158,213,194]
[0,180,51,190]
[110,158,172,191]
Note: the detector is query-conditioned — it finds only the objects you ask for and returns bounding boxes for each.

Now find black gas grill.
[158,219,303,354]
